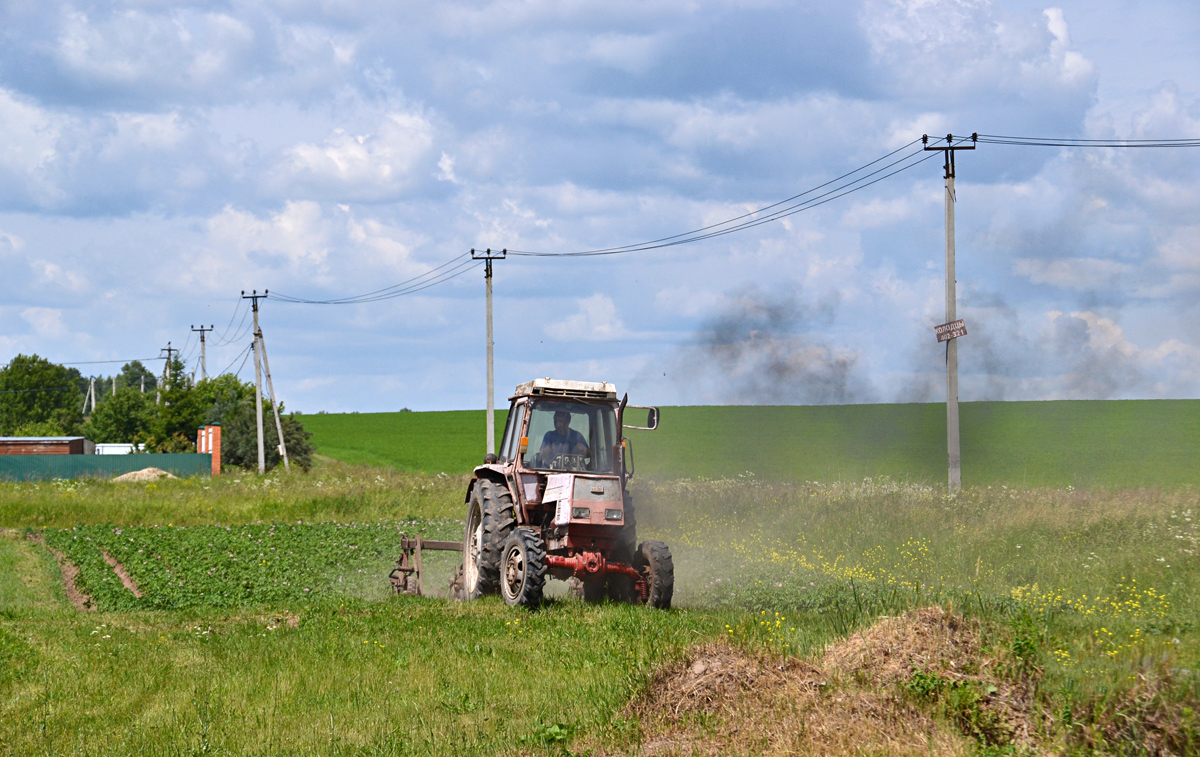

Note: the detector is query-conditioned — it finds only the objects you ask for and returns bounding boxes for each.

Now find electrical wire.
[215,342,253,378]
[975,134,1200,148]
[270,256,480,307]
[5,357,165,366]
[272,255,481,305]
[214,306,252,347]
[0,385,78,395]
[510,145,938,257]
[213,299,248,346]
[232,343,254,378]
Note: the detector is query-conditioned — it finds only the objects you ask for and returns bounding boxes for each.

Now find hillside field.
[302,399,1200,488]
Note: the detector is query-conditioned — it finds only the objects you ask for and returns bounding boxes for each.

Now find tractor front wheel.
[500,529,547,608]
[634,541,674,610]
[463,479,517,600]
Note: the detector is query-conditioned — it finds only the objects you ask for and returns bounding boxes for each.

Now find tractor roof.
[513,378,618,400]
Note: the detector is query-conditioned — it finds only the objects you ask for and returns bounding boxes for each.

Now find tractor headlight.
[571,507,591,519]
[604,509,623,521]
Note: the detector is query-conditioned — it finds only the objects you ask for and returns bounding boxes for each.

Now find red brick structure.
[196,424,221,475]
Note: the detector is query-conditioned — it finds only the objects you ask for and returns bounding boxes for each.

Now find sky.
[1,0,1198,412]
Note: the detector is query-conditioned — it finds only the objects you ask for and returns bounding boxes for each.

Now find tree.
[144,355,203,452]
[0,355,84,436]
[82,388,153,443]
[202,376,314,471]
[117,361,157,394]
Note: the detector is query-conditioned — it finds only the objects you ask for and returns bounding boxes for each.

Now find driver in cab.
[539,410,588,465]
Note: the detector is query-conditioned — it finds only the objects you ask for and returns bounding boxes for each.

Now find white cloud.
[284,113,436,197]
[20,307,67,338]
[545,294,629,341]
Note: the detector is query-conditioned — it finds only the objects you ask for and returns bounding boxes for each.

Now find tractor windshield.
[523,400,618,474]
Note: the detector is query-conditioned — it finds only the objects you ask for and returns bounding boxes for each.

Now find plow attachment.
[389,535,464,599]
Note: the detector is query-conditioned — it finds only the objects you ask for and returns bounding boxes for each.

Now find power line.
[4,358,166,367]
[215,342,253,377]
[0,385,78,395]
[271,253,479,305]
[975,133,1200,148]
[213,299,247,345]
[508,140,938,257]
[214,305,252,346]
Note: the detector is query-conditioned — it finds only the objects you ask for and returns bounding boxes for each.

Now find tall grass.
[3,465,1200,753]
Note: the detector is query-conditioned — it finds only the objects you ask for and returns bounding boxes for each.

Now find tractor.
[460,378,673,609]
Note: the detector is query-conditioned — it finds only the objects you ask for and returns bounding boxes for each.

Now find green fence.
[0,454,212,482]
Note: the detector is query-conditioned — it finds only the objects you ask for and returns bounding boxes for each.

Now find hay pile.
[624,607,1038,756]
[112,467,178,482]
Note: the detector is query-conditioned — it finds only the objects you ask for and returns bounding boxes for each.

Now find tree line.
[0,354,312,471]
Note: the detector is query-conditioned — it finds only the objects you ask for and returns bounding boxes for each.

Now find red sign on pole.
[935,319,967,343]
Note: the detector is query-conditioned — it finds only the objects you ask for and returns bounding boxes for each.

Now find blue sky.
[1,0,1198,411]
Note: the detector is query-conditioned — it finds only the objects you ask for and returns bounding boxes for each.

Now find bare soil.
[617,607,1041,756]
[29,533,95,612]
[101,550,143,598]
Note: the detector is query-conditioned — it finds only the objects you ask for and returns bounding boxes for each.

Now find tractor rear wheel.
[500,529,547,608]
[463,479,517,600]
[634,541,674,610]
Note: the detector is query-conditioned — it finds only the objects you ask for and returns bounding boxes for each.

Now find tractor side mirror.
[622,405,659,431]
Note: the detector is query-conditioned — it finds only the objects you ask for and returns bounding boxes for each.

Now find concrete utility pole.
[242,291,288,472]
[258,333,290,472]
[243,291,268,474]
[157,342,176,405]
[191,325,214,381]
[924,133,975,493]
[472,248,506,456]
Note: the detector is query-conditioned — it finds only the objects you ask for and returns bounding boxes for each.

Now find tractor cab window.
[522,400,617,473]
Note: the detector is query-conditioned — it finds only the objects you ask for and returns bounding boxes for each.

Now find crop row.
[42,518,462,611]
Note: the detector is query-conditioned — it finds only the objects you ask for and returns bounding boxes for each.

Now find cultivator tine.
[390,534,464,598]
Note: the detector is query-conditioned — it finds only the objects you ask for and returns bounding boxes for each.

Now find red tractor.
[461,378,673,609]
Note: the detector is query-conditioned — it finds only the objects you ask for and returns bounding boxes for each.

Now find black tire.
[463,479,517,600]
[500,529,547,608]
[634,540,674,610]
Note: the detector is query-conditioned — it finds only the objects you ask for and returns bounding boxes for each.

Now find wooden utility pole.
[243,291,268,474]
[924,133,975,493]
[191,325,213,380]
[472,248,506,456]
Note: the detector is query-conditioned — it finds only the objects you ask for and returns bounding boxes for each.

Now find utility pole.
[243,291,268,474]
[472,248,506,456]
[191,324,213,381]
[241,291,288,472]
[258,331,290,472]
[82,378,96,414]
[158,342,175,405]
[924,133,975,493]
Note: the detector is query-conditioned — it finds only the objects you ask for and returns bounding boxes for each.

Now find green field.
[303,399,1200,488]
[2,463,1199,754]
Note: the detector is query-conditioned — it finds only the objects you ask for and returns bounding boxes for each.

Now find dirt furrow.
[101,550,144,598]
[28,533,95,612]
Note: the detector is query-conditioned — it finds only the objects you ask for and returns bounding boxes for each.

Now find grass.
[3,461,1200,753]
[302,399,1200,488]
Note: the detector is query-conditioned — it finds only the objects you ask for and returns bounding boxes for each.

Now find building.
[0,437,96,455]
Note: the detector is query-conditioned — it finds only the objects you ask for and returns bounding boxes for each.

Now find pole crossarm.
[923,133,977,179]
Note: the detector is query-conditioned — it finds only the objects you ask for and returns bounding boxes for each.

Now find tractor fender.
[466,466,508,503]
